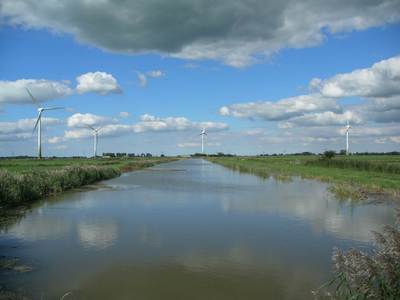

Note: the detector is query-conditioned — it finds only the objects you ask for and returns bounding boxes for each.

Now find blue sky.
[1,1,400,156]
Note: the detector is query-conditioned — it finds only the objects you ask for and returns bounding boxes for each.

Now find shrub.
[323,151,336,159]
[314,210,400,299]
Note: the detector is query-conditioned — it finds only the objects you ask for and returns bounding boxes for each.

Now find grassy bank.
[0,157,176,207]
[207,155,400,200]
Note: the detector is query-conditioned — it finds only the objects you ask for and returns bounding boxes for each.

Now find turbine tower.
[345,120,352,155]
[85,125,103,157]
[27,88,64,159]
[200,128,207,154]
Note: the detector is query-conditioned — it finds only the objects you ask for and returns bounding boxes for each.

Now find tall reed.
[314,210,400,299]
[0,166,120,206]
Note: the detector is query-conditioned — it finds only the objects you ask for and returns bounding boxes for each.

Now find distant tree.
[323,150,336,159]
[102,152,115,157]
[146,153,152,157]
[339,149,346,155]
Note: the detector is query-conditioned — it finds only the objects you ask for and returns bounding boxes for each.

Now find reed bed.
[0,165,120,206]
[306,158,400,174]
[314,210,400,299]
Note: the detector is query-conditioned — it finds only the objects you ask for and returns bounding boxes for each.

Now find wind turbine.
[345,120,352,155]
[85,125,103,157]
[27,88,64,159]
[200,128,207,154]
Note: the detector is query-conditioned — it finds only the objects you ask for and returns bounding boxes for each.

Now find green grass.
[0,157,177,207]
[207,155,400,199]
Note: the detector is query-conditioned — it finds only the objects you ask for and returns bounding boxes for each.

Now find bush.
[314,210,400,299]
[323,151,336,159]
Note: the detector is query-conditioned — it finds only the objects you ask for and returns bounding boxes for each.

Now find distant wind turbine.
[345,120,352,155]
[200,128,207,154]
[85,125,103,157]
[27,88,64,159]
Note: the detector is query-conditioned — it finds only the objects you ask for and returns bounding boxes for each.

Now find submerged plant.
[314,210,400,299]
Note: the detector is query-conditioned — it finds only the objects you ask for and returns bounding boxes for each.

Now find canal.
[0,159,396,299]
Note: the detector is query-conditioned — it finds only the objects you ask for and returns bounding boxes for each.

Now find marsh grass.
[0,157,177,207]
[0,166,120,206]
[306,158,400,175]
[313,210,400,299]
[208,156,400,200]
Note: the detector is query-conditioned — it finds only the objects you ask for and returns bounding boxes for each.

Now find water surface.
[0,159,396,299]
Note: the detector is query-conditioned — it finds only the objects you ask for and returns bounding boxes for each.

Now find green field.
[207,155,400,200]
[0,157,176,207]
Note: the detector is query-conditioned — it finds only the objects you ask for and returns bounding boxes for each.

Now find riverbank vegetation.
[207,155,400,200]
[0,157,176,207]
[314,210,400,299]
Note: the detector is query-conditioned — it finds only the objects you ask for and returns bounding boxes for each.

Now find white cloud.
[312,56,400,98]
[281,111,363,127]
[76,72,121,95]
[220,94,341,121]
[67,113,117,128]
[64,124,132,139]
[119,111,130,118]
[136,70,165,87]
[48,136,63,144]
[63,113,228,140]
[2,1,399,67]
[0,79,72,104]
[147,70,165,78]
[133,114,228,133]
[0,117,62,141]
[136,72,147,87]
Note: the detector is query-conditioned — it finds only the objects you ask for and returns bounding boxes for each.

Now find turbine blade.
[33,112,42,132]
[43,106,65,111]
[26,88,40,107]
[84,125,96,131]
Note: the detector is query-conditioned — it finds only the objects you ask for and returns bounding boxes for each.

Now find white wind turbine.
[200,128,207,154]
[345,120,352,155]
[85,125,103,157]
[27,88,64,159]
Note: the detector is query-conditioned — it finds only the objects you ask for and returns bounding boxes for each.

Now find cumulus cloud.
[136,70,165,87]
[0,79,72,104]
[221,55,400,131]
[119,111,130,118]
[48,136,63,144]
[63,113,228,139]
[133,114,228,133]
[220,94,341,121]
[147,70,165,78]
[281,111,363,127]
[67,113,117,128]
[76,72,121,95]
[0,117,62,141]
[64,124,132,139]
[312,56,400,98]
[2,1,399,67]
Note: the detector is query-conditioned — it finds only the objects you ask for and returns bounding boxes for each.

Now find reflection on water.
[0,159,396,300]
[77,219,118,250]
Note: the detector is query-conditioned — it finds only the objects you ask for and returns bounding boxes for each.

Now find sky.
[0,0,400,156]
